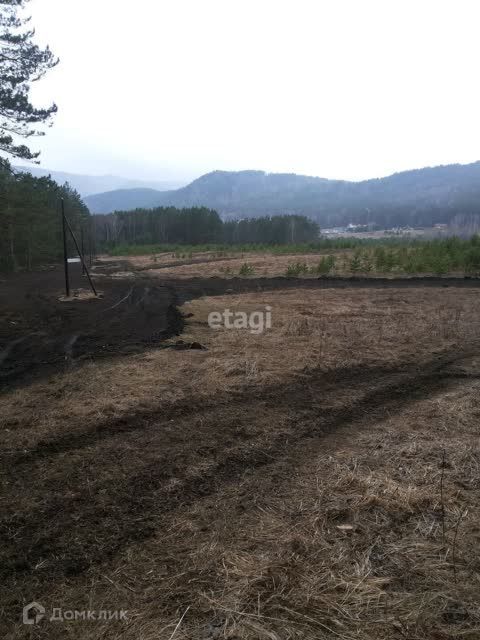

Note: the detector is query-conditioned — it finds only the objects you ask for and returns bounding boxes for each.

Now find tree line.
[344,236,480,275]
[94,207,319,248]
[0,1,91,273]
[0,159,90,272]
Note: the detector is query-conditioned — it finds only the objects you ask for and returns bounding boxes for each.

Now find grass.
[105,237,412,257]
[107,236,480,277]
[239,262,255,276]
[105,251,344,278]
[3,282,480,638]
[285,261,309,276]
[286,256,336,276]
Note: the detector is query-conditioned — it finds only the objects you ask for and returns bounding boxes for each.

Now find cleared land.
[1,259,480,639]
[96,251,342,278]
[98,244,480,279]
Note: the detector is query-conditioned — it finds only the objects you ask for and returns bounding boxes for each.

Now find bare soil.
[0,265,183,389]
[3,260,479,390]
[2,262,480,639]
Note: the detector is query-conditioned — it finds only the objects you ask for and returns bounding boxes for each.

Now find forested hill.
[83,188,168,212]
[84,163,480,228]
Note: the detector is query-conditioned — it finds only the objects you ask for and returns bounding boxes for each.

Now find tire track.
[1,346,477,583]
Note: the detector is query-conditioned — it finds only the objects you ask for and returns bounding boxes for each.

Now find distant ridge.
[84,162,480,229]
[85,170,333,214]
[14,165,186,197]
[83,187,170,213]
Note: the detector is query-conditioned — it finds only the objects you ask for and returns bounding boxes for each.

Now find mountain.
[85,170,330,213]
[13,165,186,197]
[84,163,480,229]
[82,188,169,212]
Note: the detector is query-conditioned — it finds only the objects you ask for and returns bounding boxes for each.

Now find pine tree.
[0,0,58,160]
[0,160,90,272]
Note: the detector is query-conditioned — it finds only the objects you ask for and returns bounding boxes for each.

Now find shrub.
[313,255,335,275]
[285,262,309,277]
[239,262,255,276]
[349,252,362,273]
[431,254,451,274]
[464,247,480,273]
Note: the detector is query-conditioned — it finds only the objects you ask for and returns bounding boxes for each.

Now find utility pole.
[62,213,97,296]
[80,224,86,275]
[61,198,70,297]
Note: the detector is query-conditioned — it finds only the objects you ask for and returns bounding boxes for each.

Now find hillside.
[82,187,170,212]
[14,165,186,197]
[83,162,480,228]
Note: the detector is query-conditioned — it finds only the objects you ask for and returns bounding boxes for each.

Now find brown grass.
[58,288,102,301]
[97,251,473,280]
[146,254,328,278]
[98,252,341,278]
[2,286,480,638]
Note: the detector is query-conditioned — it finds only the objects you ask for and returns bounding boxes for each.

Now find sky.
[21,0,480,182]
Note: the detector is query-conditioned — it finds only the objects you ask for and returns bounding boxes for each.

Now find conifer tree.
[0,0,58,160]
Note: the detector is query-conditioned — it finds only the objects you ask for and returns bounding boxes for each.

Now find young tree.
[0,0,58,160]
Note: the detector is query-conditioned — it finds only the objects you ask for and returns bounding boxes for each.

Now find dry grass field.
[2,264,480,638]
[98,251,472,280]
[98,251,343,278]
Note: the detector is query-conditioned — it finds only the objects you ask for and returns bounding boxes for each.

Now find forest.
[85,164,480,230]
[93,207,320,248]
[0,160,91,272]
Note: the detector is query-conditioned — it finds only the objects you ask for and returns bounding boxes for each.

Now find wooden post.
[80,224,86,275]
[63,211,97,296]
[61,198,70,297]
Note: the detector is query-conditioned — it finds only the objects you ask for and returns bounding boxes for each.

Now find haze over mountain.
[84,161,480,229]
[14,165,186,197]
[26,1,480,187]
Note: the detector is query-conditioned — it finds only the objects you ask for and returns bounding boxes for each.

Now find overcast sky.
[23,0,480,182]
